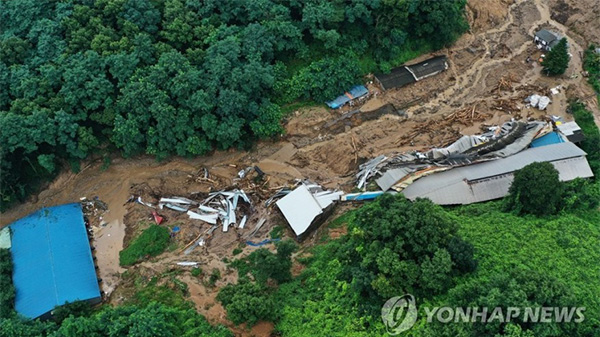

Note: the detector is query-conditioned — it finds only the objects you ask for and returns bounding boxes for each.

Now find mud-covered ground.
[1,1,599,335]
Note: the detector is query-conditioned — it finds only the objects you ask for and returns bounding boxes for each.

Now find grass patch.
[119,225,170,266]
[450,205,600,316]
[327,210,357,229]
[133,276,192,310]
[270,225,284,239]
[280,100,321,116]
[584,45,600,94]
[570,101,600,175]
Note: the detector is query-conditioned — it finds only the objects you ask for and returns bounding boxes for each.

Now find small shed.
[534,29,561,51]
[557,121,584,143]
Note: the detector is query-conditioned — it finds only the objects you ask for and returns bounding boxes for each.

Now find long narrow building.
[401,142,593,205]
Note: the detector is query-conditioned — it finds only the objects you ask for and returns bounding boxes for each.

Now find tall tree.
[542,38,570,76]
[503,162,564,216]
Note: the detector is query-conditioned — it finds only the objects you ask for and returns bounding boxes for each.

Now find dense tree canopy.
[0,302,232,337]
[0,0,468,210]
[0,249,15,319]
[341,194,476,302]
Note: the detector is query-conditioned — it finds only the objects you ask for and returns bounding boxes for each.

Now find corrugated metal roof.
[374,67,416,90]
[530,132,565,147]
[482,122,546,158]
[376,167,413,191]
[326,85,368,109]
[0,227,10,249]
[276,185,323,237]
[406,56,448,80]
[557,121,581,136]
[9,203,101,319]
[535,29,559,44]
[465,142,586,181]
[374,56,448,90]
[402,143,593,205]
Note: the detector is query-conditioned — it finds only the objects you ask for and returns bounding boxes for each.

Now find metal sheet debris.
[354,120,564,196]
[246,218,267,238]
[276,181,342,237]
[356,155,387,190]
[238,215,248,229]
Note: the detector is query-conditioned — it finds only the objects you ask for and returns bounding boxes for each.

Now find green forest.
[0,0,468,210]
[2,0,600,336]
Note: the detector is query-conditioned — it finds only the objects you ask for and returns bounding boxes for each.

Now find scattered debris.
[135,197,155,208]
[238,215,247,229]
[356,155,387,190]
[152,211,164,225]
[525,94,551,110]
[246,218,267,239]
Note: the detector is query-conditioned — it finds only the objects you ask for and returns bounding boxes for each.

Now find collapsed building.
[402,142,592,205]
[354,119,593,205]
[275,183,343,240]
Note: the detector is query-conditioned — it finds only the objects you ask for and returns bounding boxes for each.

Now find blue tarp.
[246,238,281,247]
[9,203,100,319]
[530,132,565,148]
[342,191,385,201]
[326,85,369,109]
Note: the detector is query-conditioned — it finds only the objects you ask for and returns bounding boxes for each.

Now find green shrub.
[51,301,92,324]
[0,248,15,318]
[208,268,221,287]
[119,225,170,266]
[269,226,283,239]
[584,44,600,93]
[570,101,600,175]
[217,280,277,326]
[191,267,202,277]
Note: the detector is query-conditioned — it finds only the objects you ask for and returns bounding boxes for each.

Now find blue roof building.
[8,203,101,319]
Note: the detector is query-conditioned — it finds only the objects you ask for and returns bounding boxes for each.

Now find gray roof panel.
[402,143,593,205]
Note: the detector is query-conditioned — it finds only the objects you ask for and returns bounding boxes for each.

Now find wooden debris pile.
[492,99,521,114]
[446,105,490,125]
[395,105,490,147]
[494,73,518,92]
